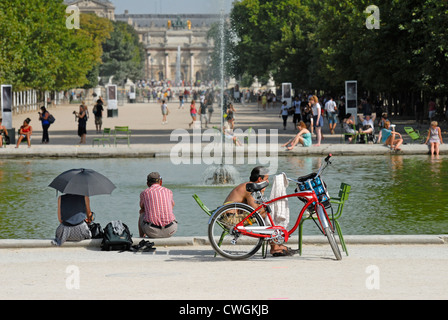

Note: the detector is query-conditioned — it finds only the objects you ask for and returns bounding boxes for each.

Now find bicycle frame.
[207,154,343,260]
[231,154,335,244]
[233,190,334,244]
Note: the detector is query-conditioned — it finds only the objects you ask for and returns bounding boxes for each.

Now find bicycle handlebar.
[316,153,332,177]
[252,155,333,203]
[286,154,332,185]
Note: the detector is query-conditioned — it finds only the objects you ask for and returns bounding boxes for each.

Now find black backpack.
[101,221,133,251]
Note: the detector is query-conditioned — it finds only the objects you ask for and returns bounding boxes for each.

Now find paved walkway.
[1,237,447,300]
[2,100,447,157]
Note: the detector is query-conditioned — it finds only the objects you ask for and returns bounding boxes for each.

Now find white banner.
[345,81,358,124]
[1,85,13,129]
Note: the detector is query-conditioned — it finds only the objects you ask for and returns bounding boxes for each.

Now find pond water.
[0,155,447,239]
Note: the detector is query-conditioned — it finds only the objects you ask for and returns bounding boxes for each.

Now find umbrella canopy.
[49,168,116,196]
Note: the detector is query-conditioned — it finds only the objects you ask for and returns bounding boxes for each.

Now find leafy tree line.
[0,0,144,92]
[225,0,448,115]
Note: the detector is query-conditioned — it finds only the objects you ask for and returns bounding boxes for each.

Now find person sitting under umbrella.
[52,194,94,246]
[49,168,116,245]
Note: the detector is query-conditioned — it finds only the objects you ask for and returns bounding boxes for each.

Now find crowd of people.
[273,93,445,155]
[0,89,446,157]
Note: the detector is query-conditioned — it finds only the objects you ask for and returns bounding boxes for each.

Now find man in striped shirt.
[139,172,178,238]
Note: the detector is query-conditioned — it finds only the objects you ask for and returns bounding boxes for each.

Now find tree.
[77,13,113,89]
[229,0,318,89]
[99,21,146,84]
[0,0,110,91]
[229,0,448,114]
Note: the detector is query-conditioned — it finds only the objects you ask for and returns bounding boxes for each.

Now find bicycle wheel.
[208,203,265,260]
[324,227,342,260]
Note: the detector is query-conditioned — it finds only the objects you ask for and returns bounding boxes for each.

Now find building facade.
[115,13,220,85]
[115,12,220,83]
[65,0,220,85]
[66,0,116,20]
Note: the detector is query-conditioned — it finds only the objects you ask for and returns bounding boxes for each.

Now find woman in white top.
[310,95,323,146]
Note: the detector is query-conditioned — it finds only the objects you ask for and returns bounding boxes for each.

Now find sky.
[110,0,234,15]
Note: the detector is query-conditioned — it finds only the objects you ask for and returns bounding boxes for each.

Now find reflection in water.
[0,155,447,239]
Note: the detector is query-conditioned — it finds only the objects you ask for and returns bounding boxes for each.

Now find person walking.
[93,98,104,133]
[207,98,214,124]
[189,100,197,128]
[310,95,323,146]
[428,98,436,122]
[38,106,50,144]
[138,172,177,239]
[200,99,208,128]
[325,97,338,134]
[279,101,289,130]
[226,103,236,130]
[74,103,88,144]
[161,100,169,125]
[292,96,302,128]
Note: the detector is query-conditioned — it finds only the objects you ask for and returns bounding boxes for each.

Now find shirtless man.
[224,166,269,213]
[224,166,296,257]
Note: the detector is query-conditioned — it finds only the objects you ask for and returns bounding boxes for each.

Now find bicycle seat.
[296,172,317,183]
[246,180,269,193]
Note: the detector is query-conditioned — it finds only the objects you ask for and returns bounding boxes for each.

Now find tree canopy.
[99,21,146,85]
[0,0,143,91]
[228,0,448,110]
[0,0,113,91]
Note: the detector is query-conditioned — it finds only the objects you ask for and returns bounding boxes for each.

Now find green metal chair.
[298,183,351,256]
[244,127,253,144]
[404,127,425,144]
[341,124,358,144]
[192,194,267,258]
[192,194,215,219]
[92,128,111,147]
[192,194,222,257]
[17,129,30,145]
[113,126,131,147]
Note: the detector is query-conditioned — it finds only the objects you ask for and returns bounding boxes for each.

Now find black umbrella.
[49,168,116,196]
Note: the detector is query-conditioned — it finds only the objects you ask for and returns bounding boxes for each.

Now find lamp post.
[146,52,152,80]
[150,57,154,82]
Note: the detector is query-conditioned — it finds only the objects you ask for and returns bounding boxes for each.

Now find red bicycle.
[208,154,342,260]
